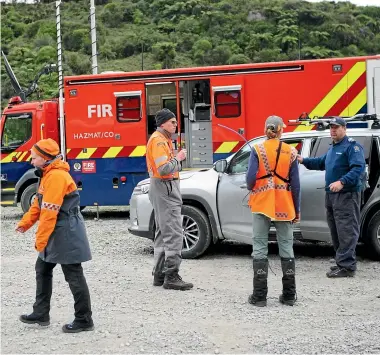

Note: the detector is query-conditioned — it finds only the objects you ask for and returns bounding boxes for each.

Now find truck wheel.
[181,205,212,259]
[20,183,38,213]
[365,211,380,260]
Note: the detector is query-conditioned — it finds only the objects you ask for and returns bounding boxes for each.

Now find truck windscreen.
[1,112,32,152]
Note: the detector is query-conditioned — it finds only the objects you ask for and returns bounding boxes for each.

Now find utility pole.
[55,0,66,160]
[141,42,144,71]
[90,0,98,74]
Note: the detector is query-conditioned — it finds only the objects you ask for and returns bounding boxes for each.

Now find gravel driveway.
[1,206,380,354]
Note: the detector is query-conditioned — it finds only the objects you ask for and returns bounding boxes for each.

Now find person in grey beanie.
[145,108,193,291]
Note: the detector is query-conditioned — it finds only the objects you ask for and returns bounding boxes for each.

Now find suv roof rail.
[288,112,380,131]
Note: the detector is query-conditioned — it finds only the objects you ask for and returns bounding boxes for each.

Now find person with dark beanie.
[146,108,193,291]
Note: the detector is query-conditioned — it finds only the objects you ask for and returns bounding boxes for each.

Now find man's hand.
[176,149,187,162]
[296,155,303,164]
[15,226,25,233]
[292,213,300,224]
[329,180,344,192]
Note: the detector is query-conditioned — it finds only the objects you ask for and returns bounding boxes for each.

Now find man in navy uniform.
[297,117,365,278]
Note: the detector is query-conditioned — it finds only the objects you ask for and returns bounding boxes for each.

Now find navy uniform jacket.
[302,135,365,193]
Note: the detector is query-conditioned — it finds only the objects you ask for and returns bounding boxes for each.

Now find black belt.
[161,178,179,181]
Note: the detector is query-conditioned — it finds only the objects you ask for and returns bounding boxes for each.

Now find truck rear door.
[210,76,246,161]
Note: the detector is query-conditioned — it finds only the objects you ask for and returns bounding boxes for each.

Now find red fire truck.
[1,55,379,212]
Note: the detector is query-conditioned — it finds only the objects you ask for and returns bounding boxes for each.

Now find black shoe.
[279,293,297,306]
[62,321,94,333]
[326,267,355,278]
[248,294,267,307]
[153,275,165,286]
[330,265,339,271]
[163,273,193,291]
[19,313,50,326]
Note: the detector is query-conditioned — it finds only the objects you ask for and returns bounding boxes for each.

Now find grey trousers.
[149,178,183,275]
[325,191,361,271]
[252,213,294,259]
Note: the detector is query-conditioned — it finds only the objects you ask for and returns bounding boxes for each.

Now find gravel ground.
[1,206,380,354]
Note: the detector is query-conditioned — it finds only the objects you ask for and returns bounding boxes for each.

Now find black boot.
[248,259,268,307]
[153,253,165,286]
[163,272,193,291]
[279,258,296,306]
[62,320,94,333]
[19,313,50,326]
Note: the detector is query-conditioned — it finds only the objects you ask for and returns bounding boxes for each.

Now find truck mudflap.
[1,186,17,207]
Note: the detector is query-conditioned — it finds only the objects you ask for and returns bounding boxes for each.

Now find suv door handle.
[240,184,247,189]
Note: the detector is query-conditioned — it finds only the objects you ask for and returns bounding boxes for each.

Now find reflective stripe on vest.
[248,139,296,221]
[146,131,179,179]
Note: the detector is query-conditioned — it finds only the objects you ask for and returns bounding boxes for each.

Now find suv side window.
[281,138,304,154]
[227,138,304,175]
[312,136,371,160]
[311,137,331,157]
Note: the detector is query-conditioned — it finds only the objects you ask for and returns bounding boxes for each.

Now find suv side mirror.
[214,159,228,173]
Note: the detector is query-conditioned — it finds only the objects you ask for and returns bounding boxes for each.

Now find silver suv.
[128,118,380,260]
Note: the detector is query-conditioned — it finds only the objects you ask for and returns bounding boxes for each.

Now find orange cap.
[31,138,60,160]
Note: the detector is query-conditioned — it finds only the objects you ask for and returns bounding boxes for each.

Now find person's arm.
[301,153,327,171]
[151,140,183,176]
[16,195,41,232]
[289,160,300,215]
[246,149,259,190]
[34,173,67,252]
[340,143,365,187]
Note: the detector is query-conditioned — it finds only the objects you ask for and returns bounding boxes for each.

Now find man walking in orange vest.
[246,116,301,307]
[146,108,193,291]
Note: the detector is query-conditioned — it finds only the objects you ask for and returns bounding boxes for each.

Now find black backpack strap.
[256,141,290,184]
[273,141,282,172]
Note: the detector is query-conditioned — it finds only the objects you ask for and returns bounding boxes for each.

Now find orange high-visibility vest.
[248,139,297,221]
[146,130,179,180]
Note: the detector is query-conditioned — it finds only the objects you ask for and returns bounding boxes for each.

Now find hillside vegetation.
[1,0,380,104]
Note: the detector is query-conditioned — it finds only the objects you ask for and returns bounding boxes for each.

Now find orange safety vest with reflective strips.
[146,130,179,180]
[248,139,297,221]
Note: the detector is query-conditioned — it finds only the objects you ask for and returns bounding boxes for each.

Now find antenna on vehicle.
[89,0,98,74]
[1,51,57,102]
[217,124,252,151]
[288,113,379,130]
[56,0,66,160]
[1,50,26,102]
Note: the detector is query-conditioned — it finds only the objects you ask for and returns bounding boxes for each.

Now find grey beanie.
[155,108,175,127]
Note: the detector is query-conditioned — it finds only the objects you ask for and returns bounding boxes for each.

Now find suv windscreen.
[227,138,267,174]
[1,113,32,152]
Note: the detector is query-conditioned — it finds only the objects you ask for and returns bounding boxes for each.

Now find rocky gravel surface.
[1,206,380,354]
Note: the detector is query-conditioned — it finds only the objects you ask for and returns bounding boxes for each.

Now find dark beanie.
[155,108,175,127]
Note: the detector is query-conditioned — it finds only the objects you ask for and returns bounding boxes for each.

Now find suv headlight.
[133,184,150,195]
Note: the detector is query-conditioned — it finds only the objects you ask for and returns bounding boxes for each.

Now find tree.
[192,39,212,65]
[36,46,56,65]
[100,2,124,27]
[228,54,250,65]
[152,42,177,68]
[209,45,232,65]
[63,29,91,53]
[301,46,332,59]
[65,52,91,75]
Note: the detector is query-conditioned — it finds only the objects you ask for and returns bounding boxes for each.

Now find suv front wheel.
[181,205,212,259]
